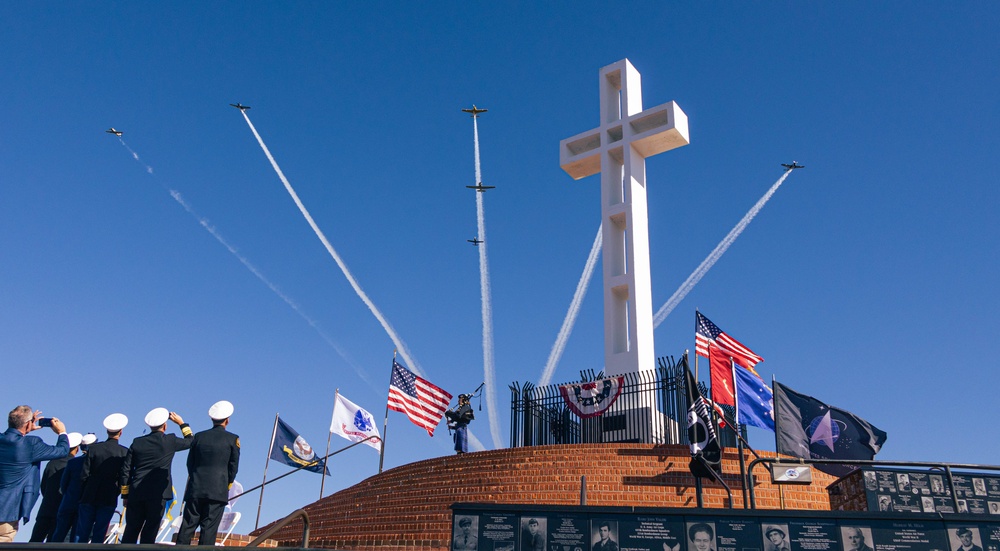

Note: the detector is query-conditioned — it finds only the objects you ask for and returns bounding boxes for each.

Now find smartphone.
[38,418,53,428]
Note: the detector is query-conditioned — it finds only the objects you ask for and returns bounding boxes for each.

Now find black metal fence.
[509,356,743,448]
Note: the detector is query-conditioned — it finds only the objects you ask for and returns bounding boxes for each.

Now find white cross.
[560,59,689,375]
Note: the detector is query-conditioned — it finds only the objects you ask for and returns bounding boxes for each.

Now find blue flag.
[734,366,774,431]
[269,417,330,475]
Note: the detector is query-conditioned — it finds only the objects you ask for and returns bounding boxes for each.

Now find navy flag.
[684,356,721,476]
[269,417,330,475]
[774,381,887,477]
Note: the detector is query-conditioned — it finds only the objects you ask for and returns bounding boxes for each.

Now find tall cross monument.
[560,59,689,376]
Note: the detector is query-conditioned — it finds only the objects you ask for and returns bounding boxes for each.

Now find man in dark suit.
[593,521,619,551]
[521,518,544,551]
[175,401,240,546]
[28,432,82,542]
[119,408,193,544]
[955,528,983,551]
[843,527,873,551]
[75,413,128,543]
[51,434,95,542]
[0,406,70,542]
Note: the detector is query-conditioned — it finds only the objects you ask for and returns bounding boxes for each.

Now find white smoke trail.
[537,225,603,387]
[110,139,373,387]
[119,138,154,174]
[239,110,424,376]
[167,190,375,387]
[472,116,502,449]
[653,170,794,327]
[466,428,486,452]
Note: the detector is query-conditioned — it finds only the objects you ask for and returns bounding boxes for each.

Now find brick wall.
[827,469,868,511]
[252,444,837,550]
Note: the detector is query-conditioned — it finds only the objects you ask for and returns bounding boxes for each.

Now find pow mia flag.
[684,356,721,477]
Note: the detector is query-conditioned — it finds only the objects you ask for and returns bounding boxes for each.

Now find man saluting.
[175,401,240,546]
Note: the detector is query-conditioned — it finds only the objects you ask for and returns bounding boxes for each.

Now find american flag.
[695,311,763,371]
[387,359,452,436]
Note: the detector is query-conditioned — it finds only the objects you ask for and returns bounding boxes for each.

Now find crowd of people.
[0,401,240,545]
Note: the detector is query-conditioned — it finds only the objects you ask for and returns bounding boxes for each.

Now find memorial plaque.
[978,523,1000,551]
[520,515,549,551]
[788,521,839,551]
[546,514,589,551]
[859,469,1000,515]
[477,513,518,551]
[685,518,761,551]
[867,520,948,551]
[619,516,685,551]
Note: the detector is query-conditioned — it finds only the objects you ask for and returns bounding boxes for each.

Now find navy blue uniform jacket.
[184,426,239,503]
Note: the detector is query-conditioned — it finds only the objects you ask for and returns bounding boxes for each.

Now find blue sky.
[3,2,999,537]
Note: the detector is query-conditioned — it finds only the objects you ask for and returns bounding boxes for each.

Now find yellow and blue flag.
[269,417,329,475]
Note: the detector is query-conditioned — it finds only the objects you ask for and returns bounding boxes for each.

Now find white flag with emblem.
[331,393,382,451]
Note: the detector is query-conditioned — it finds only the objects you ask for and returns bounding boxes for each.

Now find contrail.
[167,190,375,387]
[471,114,502,449]
[537,224,602,387]
[467,428,486,452]
[119,138,153,174]
[238,110,425,376]
[110,139,374,387]
[653,169,794,327]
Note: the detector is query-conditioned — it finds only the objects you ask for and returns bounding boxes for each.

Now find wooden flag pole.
[255,414,279,530]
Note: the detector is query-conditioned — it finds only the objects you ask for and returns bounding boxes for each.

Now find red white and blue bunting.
[558,376,625,418]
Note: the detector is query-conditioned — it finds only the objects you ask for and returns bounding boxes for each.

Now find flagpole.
[694,309,699,381]
[320,389,338,500]
[772,375,780,456]
[255,413,279,530]
[731,357,750,508]
[379,352,395,474]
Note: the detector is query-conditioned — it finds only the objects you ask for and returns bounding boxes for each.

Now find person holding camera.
[446,394,475,455]
[0,406,70,542]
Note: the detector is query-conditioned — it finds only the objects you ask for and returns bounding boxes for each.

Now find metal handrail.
[747,457,1000,510]
[247,508,310,548]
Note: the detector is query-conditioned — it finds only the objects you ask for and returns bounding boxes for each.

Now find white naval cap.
[208,400,234,421]
[67,432,83,448]
[103,413,128,432]
[81,433,98,445]
[145,407,169,428]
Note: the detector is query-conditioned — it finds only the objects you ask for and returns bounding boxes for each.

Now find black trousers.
[175,499,225,545]
[28,516,56,542]
[120,498,167,544]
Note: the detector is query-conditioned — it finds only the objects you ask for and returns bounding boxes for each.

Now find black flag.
[774,381,887,477]
[684,357,721,476]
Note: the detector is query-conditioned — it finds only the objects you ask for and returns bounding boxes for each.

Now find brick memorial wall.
[251,444,837,551]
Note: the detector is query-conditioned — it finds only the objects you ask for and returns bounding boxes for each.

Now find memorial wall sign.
[452,503,1000,551]
[835,468,1000,516]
